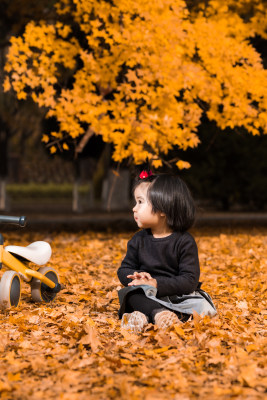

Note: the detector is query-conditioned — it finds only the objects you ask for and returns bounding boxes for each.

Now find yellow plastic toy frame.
[0,246,56,289]
[0,215,61,308]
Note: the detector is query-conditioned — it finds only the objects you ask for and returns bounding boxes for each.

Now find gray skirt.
[118,285,217,319]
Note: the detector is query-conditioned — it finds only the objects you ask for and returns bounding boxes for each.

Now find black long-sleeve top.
[117,229,200,298]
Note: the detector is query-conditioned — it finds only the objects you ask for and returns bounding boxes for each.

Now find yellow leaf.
[42,134,49,143]
[154,346,170,354]
[144,347,170,356]
[151,159,163,168]
[3,78,11,92]
[50,145,57,154]
[7,373,21,382]
[87,317,95,327]
[176,160,191,169]
[174,325,185,336]
[121,359,131,365]
[17,91,27,100]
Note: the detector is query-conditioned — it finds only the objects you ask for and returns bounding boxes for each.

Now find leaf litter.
[0,227,266,399]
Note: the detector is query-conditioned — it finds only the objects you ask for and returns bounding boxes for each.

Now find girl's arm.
[155,234,200,297]
[117,236,140,287]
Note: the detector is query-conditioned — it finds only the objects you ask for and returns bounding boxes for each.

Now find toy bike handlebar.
[0,215,27,227]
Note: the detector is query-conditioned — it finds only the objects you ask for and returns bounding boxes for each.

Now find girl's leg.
[125,289,166,322]
[125,289,190,327]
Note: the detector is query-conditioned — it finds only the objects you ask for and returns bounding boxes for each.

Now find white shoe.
[154,310,180,329]
[121,311,148,333]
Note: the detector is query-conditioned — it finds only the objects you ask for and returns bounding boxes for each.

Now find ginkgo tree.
[3,0,267,169]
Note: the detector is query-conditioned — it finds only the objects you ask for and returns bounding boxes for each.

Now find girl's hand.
[127,271,157,287]
[127,272,152,280]
[128,277,157,288]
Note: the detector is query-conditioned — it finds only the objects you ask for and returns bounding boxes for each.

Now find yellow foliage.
[3,0,267,168]
[176,160,191,170]
[3,78,11,92]
[41,134,49,143]
[50,146,57,154]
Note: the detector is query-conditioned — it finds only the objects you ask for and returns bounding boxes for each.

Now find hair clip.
[139,170,153,179]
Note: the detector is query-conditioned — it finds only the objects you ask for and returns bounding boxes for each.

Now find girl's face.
[133,182,163,232]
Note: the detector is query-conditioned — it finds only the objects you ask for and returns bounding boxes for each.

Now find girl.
[117,171,216,333]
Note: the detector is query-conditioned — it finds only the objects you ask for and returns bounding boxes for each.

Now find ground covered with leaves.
[0,227,266,399]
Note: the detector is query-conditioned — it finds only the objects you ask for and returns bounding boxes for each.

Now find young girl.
[117,171,216,333]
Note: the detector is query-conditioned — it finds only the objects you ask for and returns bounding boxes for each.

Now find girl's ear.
[160,212,166,217]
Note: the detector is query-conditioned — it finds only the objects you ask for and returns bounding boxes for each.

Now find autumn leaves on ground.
[0,227,266,399]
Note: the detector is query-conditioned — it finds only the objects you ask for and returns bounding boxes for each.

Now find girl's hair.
[134,174,196,232]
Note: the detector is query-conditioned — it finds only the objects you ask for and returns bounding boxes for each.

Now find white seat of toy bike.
[5,241,52,265]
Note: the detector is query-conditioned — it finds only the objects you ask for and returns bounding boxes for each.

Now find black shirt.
[117,229,200,297]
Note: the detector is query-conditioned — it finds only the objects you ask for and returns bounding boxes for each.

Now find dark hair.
[134,174,196,232]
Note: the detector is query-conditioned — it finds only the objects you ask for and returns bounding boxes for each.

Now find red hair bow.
[139,170,153,179]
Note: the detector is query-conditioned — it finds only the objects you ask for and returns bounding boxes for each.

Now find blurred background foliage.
[0,0,266,211]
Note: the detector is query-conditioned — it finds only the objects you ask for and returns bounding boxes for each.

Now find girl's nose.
[132,204,137,212]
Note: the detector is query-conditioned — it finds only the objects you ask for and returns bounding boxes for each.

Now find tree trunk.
[72,160,81,212]
[93,144,111,203]
[0,179,6,210]
[0,124,8,211]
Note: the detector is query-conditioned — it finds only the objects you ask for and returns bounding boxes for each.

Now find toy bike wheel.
[31,266,59,303]
[0,271,21,308]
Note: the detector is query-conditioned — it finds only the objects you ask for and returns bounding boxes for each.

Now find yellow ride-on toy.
[0,215,61,309]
